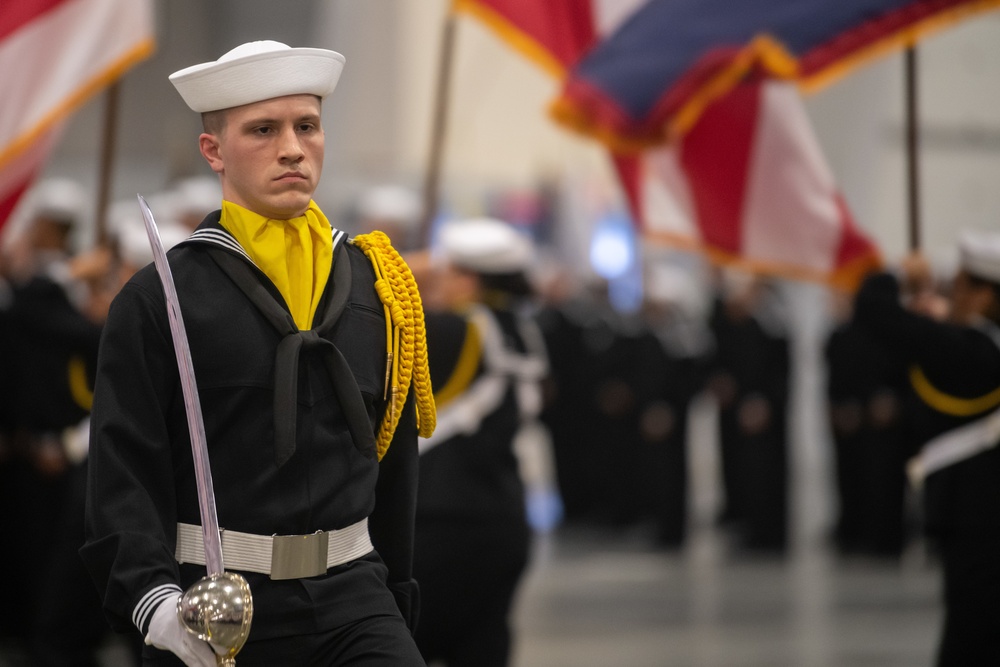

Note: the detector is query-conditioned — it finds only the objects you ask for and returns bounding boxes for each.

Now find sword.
[137,194,252,666]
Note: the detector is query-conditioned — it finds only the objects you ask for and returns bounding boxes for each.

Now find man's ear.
[199,133,224,173]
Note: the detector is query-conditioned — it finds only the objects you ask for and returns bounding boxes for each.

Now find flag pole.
[95,81,120,248]
[904,46,920,251]
[418,10,458,247]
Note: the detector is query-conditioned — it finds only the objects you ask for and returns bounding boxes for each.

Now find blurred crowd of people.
[2,174,997,666]
[535,260,799,554]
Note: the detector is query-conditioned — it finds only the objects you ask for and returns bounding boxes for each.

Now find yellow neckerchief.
[220,199,332,330]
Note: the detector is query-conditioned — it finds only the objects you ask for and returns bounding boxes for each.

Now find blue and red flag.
[551,0,1000,150]
[451,0,995,289]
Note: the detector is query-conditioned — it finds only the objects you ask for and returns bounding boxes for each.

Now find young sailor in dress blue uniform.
[81,41,435,666]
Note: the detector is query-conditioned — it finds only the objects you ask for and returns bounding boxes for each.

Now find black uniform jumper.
[81,212,423,665]
[414,303,545,667]
[855,272,1000,667]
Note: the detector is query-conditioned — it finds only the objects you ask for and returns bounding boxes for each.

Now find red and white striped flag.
[0,0,155,231]
[620,81,880,291]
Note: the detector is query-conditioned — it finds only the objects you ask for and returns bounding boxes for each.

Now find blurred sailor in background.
[707,268,791,554]
[415,217,551,667]
[0,178,114,664]
[854,231,1000,666]
[638,260,713,549]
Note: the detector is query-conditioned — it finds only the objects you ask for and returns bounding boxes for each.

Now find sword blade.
[138,194,224,576]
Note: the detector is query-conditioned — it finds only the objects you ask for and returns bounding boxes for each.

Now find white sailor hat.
[169,40,345,113]
[959,229,1000,284]
[172,176,222,215]
[30,178,88,224]
[358,185,421,228]
[117,217,188,269]
[438,217,533,274]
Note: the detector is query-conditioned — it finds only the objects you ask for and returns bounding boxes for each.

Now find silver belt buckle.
[270,531,329,580]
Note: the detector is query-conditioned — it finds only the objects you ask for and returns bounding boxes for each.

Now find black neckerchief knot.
[206,244,378,466]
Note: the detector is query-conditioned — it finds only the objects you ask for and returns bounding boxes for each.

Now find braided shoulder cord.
[352,232,436,459]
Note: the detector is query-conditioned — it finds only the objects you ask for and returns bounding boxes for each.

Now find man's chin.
[265,195,313,219]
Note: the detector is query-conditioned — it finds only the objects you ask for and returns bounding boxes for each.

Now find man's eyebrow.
[237,116,277,128]
[238,113,321,128]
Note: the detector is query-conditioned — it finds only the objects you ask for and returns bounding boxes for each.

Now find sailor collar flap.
[181,217,376,466]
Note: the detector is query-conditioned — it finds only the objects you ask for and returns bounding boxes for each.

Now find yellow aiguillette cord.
[910,364,1000,417]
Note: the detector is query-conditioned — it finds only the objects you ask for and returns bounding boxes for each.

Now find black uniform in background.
[0,272,106,664]
[0,280,17,645]
[708,290,790,553]
[539,291,710,544]
[415,304,543,667]
[637,315,712,549]
[854,272,1000,666]
[540,295,659,528]
[824,318,913,559]
[536,296,608,524]
[580,313,659,527]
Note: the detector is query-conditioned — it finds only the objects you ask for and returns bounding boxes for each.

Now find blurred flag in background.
[452,0,646,75]
[552,0,1000,149]
[621,80,880,291]
[456,0,968,289]
[0,0,155,231]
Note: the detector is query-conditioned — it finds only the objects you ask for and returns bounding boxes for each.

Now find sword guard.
[178,571,253,664]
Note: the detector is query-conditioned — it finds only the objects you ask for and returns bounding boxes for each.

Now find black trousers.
[31,462,132,666]
[413,517,530,667]
[143,612,424,666]
[936,534,1000,666]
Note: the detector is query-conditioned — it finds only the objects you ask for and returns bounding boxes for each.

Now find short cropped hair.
[199,94,322,135]
[201,109,227,136]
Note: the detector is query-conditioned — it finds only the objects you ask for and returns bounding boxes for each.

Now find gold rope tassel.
[353,231,436,459]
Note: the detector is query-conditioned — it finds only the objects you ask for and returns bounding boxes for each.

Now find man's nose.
[278,128,304,161]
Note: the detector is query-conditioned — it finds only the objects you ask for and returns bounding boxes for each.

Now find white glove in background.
[144,593,218,667]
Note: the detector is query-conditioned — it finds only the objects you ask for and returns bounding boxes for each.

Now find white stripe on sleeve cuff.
[133,583,183,634]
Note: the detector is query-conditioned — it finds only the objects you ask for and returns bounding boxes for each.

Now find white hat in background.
[438,217,533,274]
[108,196,188,268]
[169,40,345,113]
[172,176,222,216]
[959,229,1000,283]
[116,213,189,269]
[30,178,88,225]
[357,185,421,228]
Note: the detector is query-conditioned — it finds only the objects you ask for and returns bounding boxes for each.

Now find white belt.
[907,405,1000,489]
[175,518,373,580]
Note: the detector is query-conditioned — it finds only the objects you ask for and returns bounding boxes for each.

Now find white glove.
[145,593,218,667]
